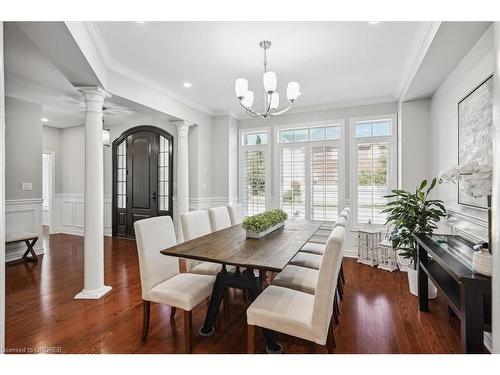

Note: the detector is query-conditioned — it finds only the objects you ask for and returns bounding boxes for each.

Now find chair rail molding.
[5,198,44,262]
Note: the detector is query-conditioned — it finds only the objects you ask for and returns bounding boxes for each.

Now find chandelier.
[235,40,300,118]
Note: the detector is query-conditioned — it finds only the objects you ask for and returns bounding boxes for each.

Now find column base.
[74,285,112,300]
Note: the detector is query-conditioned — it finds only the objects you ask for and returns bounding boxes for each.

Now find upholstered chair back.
[181,210,212,241]
[339,210,348,219]
[181,210,212,271]
[134,216,179,300]
[312,226,345,344]
[209,206,232,231]
[334,216,346,228]
[227,203,244,225]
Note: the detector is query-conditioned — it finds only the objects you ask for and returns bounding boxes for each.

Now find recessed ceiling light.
[368,21,380,25]
[41,118,48,123]
[183,82,192,88]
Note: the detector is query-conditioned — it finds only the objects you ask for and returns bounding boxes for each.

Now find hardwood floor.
[5,228,461,354]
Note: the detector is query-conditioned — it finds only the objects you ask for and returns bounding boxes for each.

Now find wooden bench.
[5,232,39,262]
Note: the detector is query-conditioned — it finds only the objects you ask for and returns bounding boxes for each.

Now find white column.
[175,121,193,242]
[0,21,6,349]
[75,86,112,299]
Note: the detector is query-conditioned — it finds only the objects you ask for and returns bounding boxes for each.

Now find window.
[276,123,344,222]
[311,145,339,221]
[158,135,170,211]
[280,147,306,218]
[240,129,270,216]
[42,153,52,210]
[116,140,127,209]
[351,116,396,225]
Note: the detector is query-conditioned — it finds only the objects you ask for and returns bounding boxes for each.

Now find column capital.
[173,120,194,137]
[76,86,111,112]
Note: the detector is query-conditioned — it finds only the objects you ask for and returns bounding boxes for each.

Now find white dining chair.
[209,206,232,231]
[227,203,244,225]
[247,226,345,353]
[299,216,346,256]
[134,216,216,353]
[181,210,223,275]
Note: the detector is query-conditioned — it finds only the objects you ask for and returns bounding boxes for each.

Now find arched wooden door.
[112,126,173,238]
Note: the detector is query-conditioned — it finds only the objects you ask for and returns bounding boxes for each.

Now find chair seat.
[271,265,319,295]
[190,262,237,275]
[289,252,322,270]
[299,242,326,255]
[314,229,332,236]
[149,273,215,311]
[247,285,318,344]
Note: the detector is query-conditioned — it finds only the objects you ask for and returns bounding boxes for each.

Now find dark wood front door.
[112,126,173,238]
[127,131,158,237]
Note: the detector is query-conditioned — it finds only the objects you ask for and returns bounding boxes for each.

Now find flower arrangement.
[242,209,288,234]
[439,161,492,198]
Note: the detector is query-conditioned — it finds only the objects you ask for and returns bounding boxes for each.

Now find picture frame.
[457,74,493,209]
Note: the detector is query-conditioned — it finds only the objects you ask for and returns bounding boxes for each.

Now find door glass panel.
[158,135,170,211]
[280,147,306,219]
[311,146,339,221]
[116,140,127,209]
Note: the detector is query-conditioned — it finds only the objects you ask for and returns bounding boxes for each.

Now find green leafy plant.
[242,208,288,233]
[383,178,447,269]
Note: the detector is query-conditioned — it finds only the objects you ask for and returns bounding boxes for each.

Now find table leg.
[22,238,39,262]
[418,244,429,312]
[461,282,485,353]
[199,272,226,336]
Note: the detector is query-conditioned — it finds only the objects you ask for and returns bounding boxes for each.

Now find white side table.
[356,228,381,267]
[377,239,398,272]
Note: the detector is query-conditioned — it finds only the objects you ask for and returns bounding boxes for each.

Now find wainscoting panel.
[52,194,112,237]
[5,198,44,262]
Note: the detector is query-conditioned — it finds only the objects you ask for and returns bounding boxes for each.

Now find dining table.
[160,219,323,352]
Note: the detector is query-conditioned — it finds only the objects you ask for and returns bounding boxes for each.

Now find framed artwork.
[458,74,493,209]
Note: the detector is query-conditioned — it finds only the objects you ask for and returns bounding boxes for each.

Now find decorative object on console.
[383,178,446,297]
[458,75,493,208]
[440,162,493,276]
[242,208,288,239]
[235,40,300,118]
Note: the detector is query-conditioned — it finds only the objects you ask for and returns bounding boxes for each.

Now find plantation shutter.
[280,146,306,219]
[310,145,339,221]
[243,150,267,216]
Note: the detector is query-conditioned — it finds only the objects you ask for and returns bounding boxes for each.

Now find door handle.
[152,191,157,202]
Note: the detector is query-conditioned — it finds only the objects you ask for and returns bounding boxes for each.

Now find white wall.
[429,25,494,242]
[1,20,6,352]
[4,96,44,261]
[398,99,431,190]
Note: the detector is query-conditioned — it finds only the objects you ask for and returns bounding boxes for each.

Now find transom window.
[279,125,341,143]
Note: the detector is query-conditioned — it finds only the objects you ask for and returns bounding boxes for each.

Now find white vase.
[407,268,437,299]
[245,222,285,239]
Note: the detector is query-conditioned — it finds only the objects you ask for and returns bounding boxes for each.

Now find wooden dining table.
[160,219,323,351]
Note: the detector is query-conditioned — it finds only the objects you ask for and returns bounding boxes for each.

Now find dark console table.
[415,234,491,354]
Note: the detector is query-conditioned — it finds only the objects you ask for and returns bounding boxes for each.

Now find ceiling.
[92,21,424,116]
[4,22,176,128]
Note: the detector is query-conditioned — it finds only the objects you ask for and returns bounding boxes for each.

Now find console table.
[415,234,491,353]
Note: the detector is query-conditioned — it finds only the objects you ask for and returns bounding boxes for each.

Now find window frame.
[349,113,398,227]
[273,120,345,221]
[238,127,272,217]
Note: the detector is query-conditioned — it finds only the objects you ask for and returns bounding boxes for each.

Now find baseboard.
[344,249,358,258]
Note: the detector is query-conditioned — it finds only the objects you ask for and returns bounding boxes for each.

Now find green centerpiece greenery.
[242,208,288,233]
[383,178,447,269]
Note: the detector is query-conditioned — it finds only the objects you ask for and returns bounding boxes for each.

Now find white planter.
[407,268,437,299]
[245,222,285,239]
[397,254,412,272]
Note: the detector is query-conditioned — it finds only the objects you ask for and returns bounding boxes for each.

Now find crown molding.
[83,22,216,117]
[395,21,441,101]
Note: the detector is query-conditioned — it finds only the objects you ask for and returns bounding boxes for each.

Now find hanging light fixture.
[235,40,300,118]
[102,116,110,147]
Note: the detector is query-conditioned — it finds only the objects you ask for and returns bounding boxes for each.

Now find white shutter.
[280,146,306,219]
[356,141,391,225]
[310,145,339,221]
[243,150,266,216]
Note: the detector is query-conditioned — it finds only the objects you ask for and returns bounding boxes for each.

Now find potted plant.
[383,178,447,297]
[242,208,288,239]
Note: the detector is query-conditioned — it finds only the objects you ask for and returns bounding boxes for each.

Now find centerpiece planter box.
[242,209,288,239]
[245,222,284,239]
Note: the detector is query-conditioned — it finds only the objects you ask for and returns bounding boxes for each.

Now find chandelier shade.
[235,40,300,118]
[235,78,248,99]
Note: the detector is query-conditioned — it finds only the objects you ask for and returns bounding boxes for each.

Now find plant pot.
[245,222,285,239]
[397,254,412,272]
[407,268,437,299]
